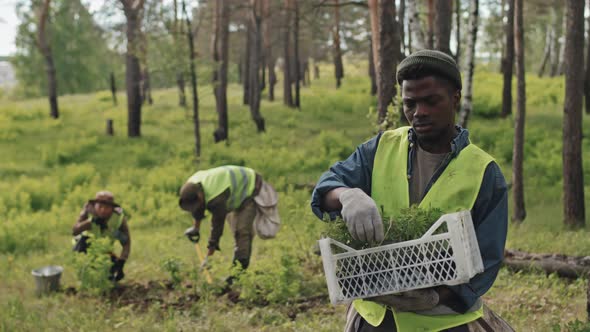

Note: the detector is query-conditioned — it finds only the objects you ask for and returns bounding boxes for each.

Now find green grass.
[1,64,590,331]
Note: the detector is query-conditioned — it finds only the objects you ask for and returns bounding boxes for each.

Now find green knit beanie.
[396,49,462,90]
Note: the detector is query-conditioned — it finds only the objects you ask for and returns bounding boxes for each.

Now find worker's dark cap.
[178,182,203,213]
[396,49,462,90]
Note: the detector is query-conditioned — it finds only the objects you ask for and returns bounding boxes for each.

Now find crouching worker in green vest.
[311,50,513,331]
[179,166,280,284]
[72,191,130,282]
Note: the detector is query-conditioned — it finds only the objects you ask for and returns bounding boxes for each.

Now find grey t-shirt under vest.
[409,143,448,206]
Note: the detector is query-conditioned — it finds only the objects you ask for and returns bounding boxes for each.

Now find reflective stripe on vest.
[187,166,256,211]
[354,126,493,330]
[81,211,125,243]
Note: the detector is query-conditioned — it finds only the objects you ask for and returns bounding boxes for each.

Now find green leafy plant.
[160,257,184,287]
[71,237,114,295]
[322,206,444,249]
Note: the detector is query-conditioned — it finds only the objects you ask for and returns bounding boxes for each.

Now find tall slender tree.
[182,0,200,156]
[333,0,344,88]
[585,0,590,114]
[427,0,434,48]
[434,0,452,55]
[37,0,59,119]
[293,0,300,109]
[454,0,461,62]
[262,0,276,101]
[120,0,145,137]
[283,0,293,107]
[368,0,398,125]
[212,0,230,143]
[501,0,514,118]
[407,0,425,51]
[512,0,526,223]
[249,0,266,132]
[458,0,479,128]
[562,0,586,227]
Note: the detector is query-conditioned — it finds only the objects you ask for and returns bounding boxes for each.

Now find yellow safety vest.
[79,209,126,244]
[354,127,493,331]
[186,166,256,211]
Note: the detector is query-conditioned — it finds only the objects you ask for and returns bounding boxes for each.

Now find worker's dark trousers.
[227,198,256,269]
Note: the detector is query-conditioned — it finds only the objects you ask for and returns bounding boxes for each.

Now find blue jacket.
[311,127,508,313]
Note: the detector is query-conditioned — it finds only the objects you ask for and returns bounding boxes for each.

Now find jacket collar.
[407,125,470,157]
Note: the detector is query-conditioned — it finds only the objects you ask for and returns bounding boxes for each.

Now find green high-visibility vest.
[81,209,126,244]
[353,126,494,331]
[187,166,256,211]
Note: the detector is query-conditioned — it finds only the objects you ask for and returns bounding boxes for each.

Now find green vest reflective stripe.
[81,211,125,244]
[187,166,256,211]
[354,126,493,330]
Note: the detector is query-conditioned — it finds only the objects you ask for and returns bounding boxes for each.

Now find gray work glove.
[368,289,439,312]
[184,226,200,243]
[339,188,384,244]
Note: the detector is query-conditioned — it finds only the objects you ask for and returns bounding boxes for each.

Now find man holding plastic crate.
[311,50,511,331]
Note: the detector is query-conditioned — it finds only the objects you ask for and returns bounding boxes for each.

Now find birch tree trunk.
[282,0,293,107]
[501,0,514,118]
[454,0,461,62]
[407,0,426,51]
[512,0,526,223]
[537,25,552,78]
[562,0,586,227]
[457,0,479,128]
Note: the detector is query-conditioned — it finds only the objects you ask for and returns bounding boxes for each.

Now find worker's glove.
[109,258,126,282]
[91,216,107,231]
[184,226,200,243]
[368,289,439,312]
[339,188,384,244]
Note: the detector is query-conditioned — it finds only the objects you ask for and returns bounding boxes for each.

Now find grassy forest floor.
[1,62,590,331]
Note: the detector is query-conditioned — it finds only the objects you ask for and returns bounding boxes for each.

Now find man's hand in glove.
[339,188,384,244]
[109,257,126,281]
[368,289,439,312]
[184,226,200,243]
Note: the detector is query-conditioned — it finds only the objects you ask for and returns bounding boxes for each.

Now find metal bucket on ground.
[31,265,63,296]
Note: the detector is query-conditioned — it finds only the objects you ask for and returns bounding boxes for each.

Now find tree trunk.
[454,0,461,63]
[212,0,229,143]
[504,249,590,279]
[177,72,186,107]
[457,0,479,128]
[585,0,590,114]
[183,0,200,156]
[249,0,265,132]
[434,0,452,55]
[563,0,586,227]
[263,0,275,101]
[368,37,377,96]
[283,0,293,107]
[511,0,526,223]
[501,0,514,118]
[293,0,300,109]
[369,0,398,125]
[106,119,114,136]
[121,0,144,137]
[314,64,320,79]
[537,25,552,78]
[398,0,406,56]
[550,7,562,77]
[333,0,344,89]
[407,0,425,51]
[243,23,251,105]
[427,0,434,49]
[37,0,59,119]
[110,72,117,106]
[141,69,153,105]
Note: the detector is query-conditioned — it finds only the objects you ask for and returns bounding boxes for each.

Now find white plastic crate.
[319,210,483,305]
